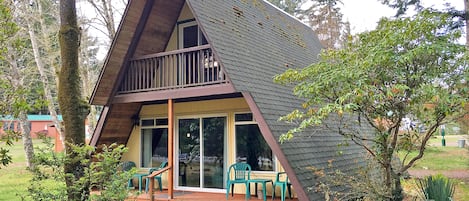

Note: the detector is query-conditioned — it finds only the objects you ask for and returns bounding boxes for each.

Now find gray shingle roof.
[91,0,374,200]
[188,1,371,200]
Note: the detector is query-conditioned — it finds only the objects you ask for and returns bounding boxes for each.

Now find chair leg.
[287,184,292,199]
[245,183,250,200]
[157,178,163,192]
[272,184,276,200]
[262,182,267,201]
[226,182,230,200]
[128,178,133,189]
[145,178,149,192]
[281,184,286,201]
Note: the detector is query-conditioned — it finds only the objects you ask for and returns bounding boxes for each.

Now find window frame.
[234,112,276,173]
[178,20,207,49]
[140,117,169,169]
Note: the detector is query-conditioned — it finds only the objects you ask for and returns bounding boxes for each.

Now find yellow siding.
[122,97,290,195]
[121,127,141,166]
[165,2,194,51]
[122,98,242,181]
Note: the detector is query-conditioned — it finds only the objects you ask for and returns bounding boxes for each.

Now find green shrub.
[24,136,133,201]
[417,174,455,201]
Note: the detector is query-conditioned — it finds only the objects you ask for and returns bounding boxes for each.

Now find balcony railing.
[118,44,227,94]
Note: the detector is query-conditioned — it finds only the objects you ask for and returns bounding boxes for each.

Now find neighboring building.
[0,115,62,138]
[90,1,371,200]
[1,115,64,152]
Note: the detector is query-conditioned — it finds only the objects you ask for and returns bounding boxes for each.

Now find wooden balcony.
[119,45,228,94]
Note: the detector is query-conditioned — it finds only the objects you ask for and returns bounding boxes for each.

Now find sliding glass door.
[178,116,226,190]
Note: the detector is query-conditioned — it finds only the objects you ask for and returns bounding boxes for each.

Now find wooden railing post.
[145,167,170,201]
[149,178,154,201]
[119,45,228,94]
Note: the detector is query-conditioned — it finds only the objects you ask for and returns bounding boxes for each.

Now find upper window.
[179,20,208,49]
[235,113,274,171]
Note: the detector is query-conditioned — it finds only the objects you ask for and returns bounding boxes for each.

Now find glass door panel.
[177,116,226,189]
[183,25,198,48]
[202,117,225,189]
[178,118,200,187]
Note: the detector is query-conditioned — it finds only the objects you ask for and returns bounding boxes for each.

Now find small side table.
[248,179,273,201]
[132,173,149,192]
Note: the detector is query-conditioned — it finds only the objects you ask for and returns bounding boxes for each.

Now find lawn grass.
[1,136,468,200]
[399,135,469,200]
[0,140,35,201]
[454,179,469,201]
[399,146,469,170]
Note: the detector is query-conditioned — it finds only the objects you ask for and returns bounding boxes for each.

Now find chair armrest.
[275,172,288,183]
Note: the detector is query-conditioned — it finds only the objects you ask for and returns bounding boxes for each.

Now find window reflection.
[235,113,274,171]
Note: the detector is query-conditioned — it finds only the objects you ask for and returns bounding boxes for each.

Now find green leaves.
[27,138,132,201]
[276,9,468,198]
[417,174,456,201]
[276,9,468,139]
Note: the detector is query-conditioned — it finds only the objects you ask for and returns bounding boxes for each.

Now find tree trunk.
[391,174,403,201]
[19,112,35,170]
[25,16,65,149]
[78,31,99,138]
[6,44,35,170]
[58,1,89,200]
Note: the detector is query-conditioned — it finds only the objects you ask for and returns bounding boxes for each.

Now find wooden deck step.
[126,190,299,201]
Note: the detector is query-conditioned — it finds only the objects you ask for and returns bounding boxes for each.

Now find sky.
[81,0,466,38]
[80,0,466,59]
[341,0,465,33]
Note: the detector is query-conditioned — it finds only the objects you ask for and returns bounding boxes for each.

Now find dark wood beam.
[112,84,236,104]
[89,106,109,146]
[107,0,156,106]
[242,92,309,201]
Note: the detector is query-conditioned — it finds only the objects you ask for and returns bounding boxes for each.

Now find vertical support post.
[149,179,154,201]
[168,99,174,199]
[441,125,446,147]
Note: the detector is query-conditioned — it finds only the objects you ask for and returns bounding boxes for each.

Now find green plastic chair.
[226,163,251,200]
[272,172,292,201]
[145,161,168,192]
[121,161,137,189]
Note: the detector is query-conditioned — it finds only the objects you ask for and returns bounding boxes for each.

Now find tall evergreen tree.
[380,0,468,48]
[268,0,350,49]
[268,0,308,16]
[306,0,350,49]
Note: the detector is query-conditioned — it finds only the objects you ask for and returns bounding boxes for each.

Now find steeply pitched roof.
[188,1,369,200]
[90,0,185,105]
[90,1,371,200]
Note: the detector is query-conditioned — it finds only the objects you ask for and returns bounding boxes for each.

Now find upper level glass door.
[178,21,209,85]
[179,21,208,49]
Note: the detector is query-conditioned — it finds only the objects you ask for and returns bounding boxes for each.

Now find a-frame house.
[90,0,368,200]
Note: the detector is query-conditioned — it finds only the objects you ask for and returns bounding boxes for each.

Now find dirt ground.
[407,169,469,181]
